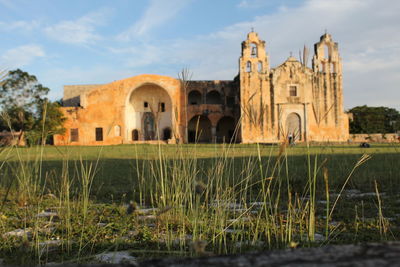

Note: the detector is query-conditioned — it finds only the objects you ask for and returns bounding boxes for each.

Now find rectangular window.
[144,102,148,108]
[159,102,165,112]
[95,127,103,141]
[289,86,297,97]
[70,128,79,142]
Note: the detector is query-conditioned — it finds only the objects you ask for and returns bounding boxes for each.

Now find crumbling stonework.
[54,31,349,145]
[240,31,349,143]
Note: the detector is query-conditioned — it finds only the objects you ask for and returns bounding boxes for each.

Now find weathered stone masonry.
[54,31,349,145]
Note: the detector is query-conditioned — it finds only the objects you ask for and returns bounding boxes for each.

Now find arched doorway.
[286,113,301,142]
[132,129,139,141]
[188,115,212,143]
[163,127,171,140]
[205,90,222,104]
[216,116,237,143]
[126,84,172,141]
[143,112,155,140]
[188,90,202,105]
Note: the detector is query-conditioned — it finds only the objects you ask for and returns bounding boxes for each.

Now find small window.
[330,62,335,73]
[324,44,329,60]
[246,61,252,72]
[70,128,79,142]
[159,102,165,112]
[144,102,148,108]
[95,127,103,141]
[132,129,139,141]
[258,61,263,73]
[250,43,257,57]
[289,86,297,97]
[114,125,121,136]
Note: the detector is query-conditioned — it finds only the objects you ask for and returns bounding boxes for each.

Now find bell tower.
[239,31,271,142]
[312,33,343,126]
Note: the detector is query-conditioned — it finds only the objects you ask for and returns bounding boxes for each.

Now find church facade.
[54,32,349,145]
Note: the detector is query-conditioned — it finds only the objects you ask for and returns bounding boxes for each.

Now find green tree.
[31,100,66,145]
[349,105,400,134]
[0,69,65,145]
[0,69,49,112]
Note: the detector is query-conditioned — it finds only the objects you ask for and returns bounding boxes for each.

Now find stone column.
[211,126,217,143]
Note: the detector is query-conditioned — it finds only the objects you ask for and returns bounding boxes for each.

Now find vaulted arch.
[206,90,222,104]
[216,116,237,143]
[125,83,172,141]
[188,90,202,105]
[286,113,302,141]
[188,115,212,143]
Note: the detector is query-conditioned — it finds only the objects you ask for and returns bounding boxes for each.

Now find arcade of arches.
[188,115,238,143]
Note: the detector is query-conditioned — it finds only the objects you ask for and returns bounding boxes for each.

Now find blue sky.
[1,0,399,110]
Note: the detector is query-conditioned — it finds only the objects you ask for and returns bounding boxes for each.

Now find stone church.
[54,31,349,145]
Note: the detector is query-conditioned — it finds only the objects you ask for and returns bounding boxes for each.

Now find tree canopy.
[0,69,49,112]
[0,69,65,145]
[349,105,400,134]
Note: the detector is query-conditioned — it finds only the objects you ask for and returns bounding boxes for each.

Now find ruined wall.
[55,31,350,145]
[185,80,240,143]
[54,75,182,146]
[63,84,102,107]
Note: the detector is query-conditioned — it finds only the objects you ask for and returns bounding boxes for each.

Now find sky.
[0,0,399,110]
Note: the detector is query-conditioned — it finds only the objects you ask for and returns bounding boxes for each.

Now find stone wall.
[349,133,399,143]
[63,84,103,107]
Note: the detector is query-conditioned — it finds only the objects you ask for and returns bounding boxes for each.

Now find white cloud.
[44,8,111,45]
[1,44,45,68]
[113,0,400,109]
[237,0,269,8]
[0,20,40,31]
[117,0,191,41]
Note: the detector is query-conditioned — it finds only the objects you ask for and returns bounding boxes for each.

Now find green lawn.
[0,143,399,265]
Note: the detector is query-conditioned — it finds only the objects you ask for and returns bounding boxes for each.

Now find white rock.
[137,215,157,221]
[39,240,62,247]
[136,208,158,214]
[36,211,59,218]
[225,228,242,234]
[314,233,325,242]
[39,240,62,254]
[95,251,137,265]
[3,228,32,239]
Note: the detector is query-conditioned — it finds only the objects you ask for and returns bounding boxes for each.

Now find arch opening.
[126,84,172,141]
[216,116,237,143]
[324,44,329,60]
[163,127,171,140]
[188,115,212,143]
[206,90,222,105]
[188,90,202,105]
[246,61,252,72]
[258,61,263,73]
[250,43,257,57]
[132,129,139,141]
[286,113,302,142]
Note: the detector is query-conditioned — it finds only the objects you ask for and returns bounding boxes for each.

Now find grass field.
[0,143,399,265]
